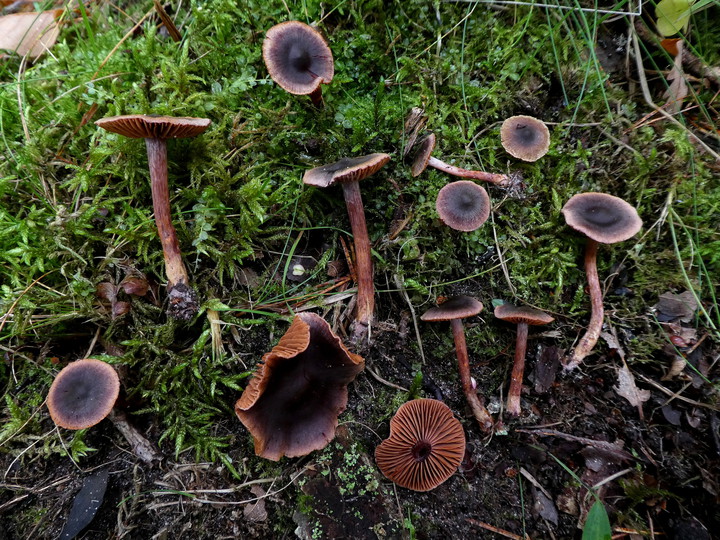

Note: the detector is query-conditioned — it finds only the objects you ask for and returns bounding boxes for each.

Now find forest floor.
[0,0,719,538]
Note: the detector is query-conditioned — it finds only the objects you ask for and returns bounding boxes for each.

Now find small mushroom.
[303,153,391,344]
[375,398,465,492]
[421,296,494,432]
[235,312,364,461]
[411,133,510,186]
[436,181,490,232]
[263,21,334,107]
[500,115,550,162]
[561,193,642,370]
[96,114,211,320]
[493,303,554,416]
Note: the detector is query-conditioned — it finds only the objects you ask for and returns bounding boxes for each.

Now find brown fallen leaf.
[654,290,698,323]
[614,363,650,419]
[663,39,688,114]
[0,9,63,58]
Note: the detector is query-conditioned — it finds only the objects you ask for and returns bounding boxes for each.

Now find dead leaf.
[601,329,626,361]
[654,290,698,323]
[661,354,687,380]
[614,364,650,416]
[0,9,62,58]
[243,485,267,522]
[120,275,149,296]
[663,40,688,114]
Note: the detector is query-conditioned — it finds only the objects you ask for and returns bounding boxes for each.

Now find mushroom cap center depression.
[513,123,538,145]
[411,440,433,462]
[288,43,313,72]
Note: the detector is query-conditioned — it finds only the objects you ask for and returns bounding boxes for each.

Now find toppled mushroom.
[421,296,494,432]
[303,153,391,344]
[436,180,491,232]
[411,133,510,186]
[375,398,465,491]
[494,303,554,416]
[95,114,211,320]
[263,21,334,107]
[235,312,364,461]
[561,193,642,371]
[500,115,550,162]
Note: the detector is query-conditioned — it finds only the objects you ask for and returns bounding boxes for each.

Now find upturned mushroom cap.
[410,133,436,177]
[95,114,211,139]
[421,295,484,322]
[302,153,391,188]
[435,181,490,232]
[562,192,642,244]
[375,398,466,492]
[494,303,554,326]
[500,115,550,162]
[235,312,364,461]
[47,359,120,430]
[262,21,334,95]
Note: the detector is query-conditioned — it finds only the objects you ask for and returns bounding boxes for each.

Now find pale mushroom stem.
[341,181,374,344]
[145,137,197,319]
[507,322,528,416]
[427,156,510,186]
[564,239,602,371]
[107,409,163,465]
[450,318,494,432]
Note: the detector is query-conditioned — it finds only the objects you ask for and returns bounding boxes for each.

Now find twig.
[365,363,409,393]
[637,374,720,411]
[466,518,530,540]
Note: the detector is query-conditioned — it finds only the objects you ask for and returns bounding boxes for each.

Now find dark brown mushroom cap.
[562,192,642,244]
[435,181,490,232]
[262,21,334,95]
[303,153,390,188]
[410,133,436,177]
[235,312,364,461]
[421,295,484,322]
[500,115,550,162]
[47,359,120,430]
[494,303,554,326]
[95,114,211,139]
[375,398,465,492]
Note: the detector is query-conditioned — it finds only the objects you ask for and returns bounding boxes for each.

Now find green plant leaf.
[582,500,612,540]
[655,0,694,36]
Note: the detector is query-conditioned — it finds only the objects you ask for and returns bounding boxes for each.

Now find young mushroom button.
[494,304,554,416]
[95,114,211,320]
[411,133,510,186]
[263,21,334,107]
[500,115,550,162]
[421,296,494,432]
[561,192,642,371]
[303,153,391,345]
[436,181,491,232]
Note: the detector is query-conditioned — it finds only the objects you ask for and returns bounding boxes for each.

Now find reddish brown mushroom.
[494,303,554,416]
[263,21,334,107]
[96,114,211,320]
[561,193,642,370]
[303,153,391,344]
[436,181,491,232]
[375,398,465,491]
[411,133,510,186]
[500,115,550,162]
[421,296,494,432]
[235,312,364,461]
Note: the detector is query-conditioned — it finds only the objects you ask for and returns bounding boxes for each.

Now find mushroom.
[436,180,491,232]
[235,312,364,461]
[262,21,334,107]
[500,115,550,162]
[561,193,642,371]
[421,296,494,432]
[95,114,211,320]
[46,358,162,464]
[375,398,465,492]
[411,133,510,186]
[303,153,391,344]
[493,303,554,416]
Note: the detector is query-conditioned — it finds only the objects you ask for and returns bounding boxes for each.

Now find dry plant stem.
[564,239,602,371]
[451,318,494,432]
[343,181,374,343]
[427,156,509,186]
[107,409,163,465]
[506,322,528,416]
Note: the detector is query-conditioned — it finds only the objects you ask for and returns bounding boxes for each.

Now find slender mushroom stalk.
[303,153,391,345]
[96,114,211,320]
[494,304,554,416]
[561,193,642,371]
[422,296,494,433]
[412,133,510,186]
